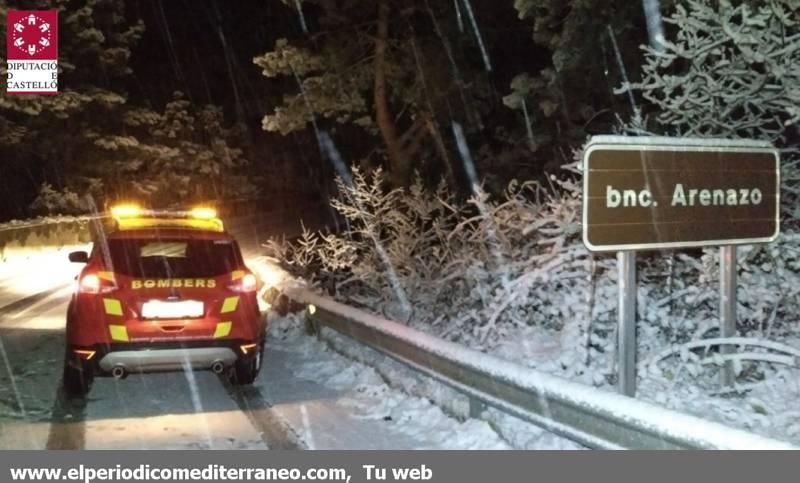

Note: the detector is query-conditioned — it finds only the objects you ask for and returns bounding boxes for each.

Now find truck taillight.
[227,273,257,293]
[78,273,117,294]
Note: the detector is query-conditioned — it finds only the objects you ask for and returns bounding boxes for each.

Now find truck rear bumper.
[98,347,238,372]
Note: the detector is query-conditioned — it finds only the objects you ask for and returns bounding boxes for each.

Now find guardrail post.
[468,397,486,419]
[719,245,737,387]
[304,304,326,342]
[618,251,637,397]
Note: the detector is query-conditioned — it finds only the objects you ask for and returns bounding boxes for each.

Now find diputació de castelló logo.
[6,10,58,94]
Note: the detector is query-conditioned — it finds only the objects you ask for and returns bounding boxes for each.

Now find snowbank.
[266,314,512,449]
[285,286,795,450]
[249,257,794,449]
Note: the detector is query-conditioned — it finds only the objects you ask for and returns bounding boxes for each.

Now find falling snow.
[2,0,800,452]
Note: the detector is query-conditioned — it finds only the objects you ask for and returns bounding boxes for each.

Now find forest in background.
[0,0,652,219]
[1,1,798,220]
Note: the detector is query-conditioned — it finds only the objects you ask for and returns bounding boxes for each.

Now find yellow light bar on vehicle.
[190,207,217,219]
[111,204,142,219]
[110,204,225,232]
[116,217,225,232]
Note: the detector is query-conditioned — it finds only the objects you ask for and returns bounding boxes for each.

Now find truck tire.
[231,342,263,385]
[62,362,93,398]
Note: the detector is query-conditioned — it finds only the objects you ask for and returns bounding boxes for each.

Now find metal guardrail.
[0,214,107,233]
[283,287,797,450]
[0,199,331,256]
[0,216,103,265]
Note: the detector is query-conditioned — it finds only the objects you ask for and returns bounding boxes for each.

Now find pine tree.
[0,0,144,214]
[2,1,255,214]
[254,0,491,188]
[93,92,257,207]
[621,0,800,142]
[507,0,649,158]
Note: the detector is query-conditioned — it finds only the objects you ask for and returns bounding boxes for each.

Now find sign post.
[582,136,779,396]
[617,251,637,396]
[719,246,737,387]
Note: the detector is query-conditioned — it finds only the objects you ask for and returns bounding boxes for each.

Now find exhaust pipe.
[111,365,126,379]
[211,361,225,374]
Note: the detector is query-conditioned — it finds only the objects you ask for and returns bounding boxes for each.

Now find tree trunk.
[425,117,457,188]
[374,0,410,187]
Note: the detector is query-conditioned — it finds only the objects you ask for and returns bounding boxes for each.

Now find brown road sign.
[582,136,780,252]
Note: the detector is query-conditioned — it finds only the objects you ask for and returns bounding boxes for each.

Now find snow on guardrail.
[0,215,103,306]
[279,285,797,450]
[0,215,102,267]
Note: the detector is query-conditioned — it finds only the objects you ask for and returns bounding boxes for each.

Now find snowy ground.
[489,323,800,444]
[248,257,581,449]
[310,323,583,450]
[258,315,510,449]
[0,290,514,449]
[0,244,88,308]
[0,288,271,450]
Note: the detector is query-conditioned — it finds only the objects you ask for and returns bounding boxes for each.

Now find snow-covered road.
[0,288,276,450]
[0,290,509,450]
[0,221,512,450]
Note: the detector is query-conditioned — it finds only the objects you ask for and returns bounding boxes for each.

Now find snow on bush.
[273,167,605,356]
[272,156,800,390]
[607,0,800,386]
[622,0,800,142]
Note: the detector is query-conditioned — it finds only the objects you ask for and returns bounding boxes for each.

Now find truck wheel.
[231,343,263,385]
[63,362,93,398]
